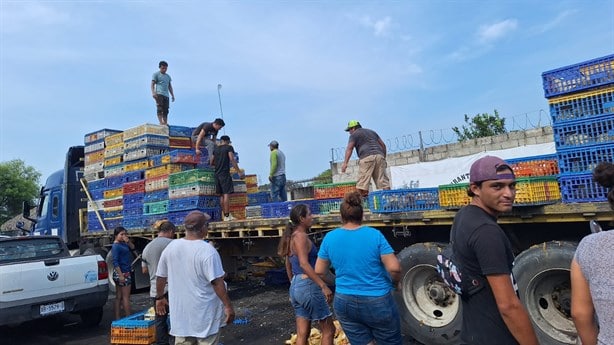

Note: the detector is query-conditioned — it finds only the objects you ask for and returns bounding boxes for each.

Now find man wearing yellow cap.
[341,120,390,197]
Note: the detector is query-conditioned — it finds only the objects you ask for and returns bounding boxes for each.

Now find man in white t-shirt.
[155,211,235,345]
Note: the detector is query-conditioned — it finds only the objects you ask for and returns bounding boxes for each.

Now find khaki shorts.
[356,154,390,191]
[174,332,220,345]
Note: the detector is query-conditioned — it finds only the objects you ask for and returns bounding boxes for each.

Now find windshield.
[0,238,65,264]
[39,190,49,219]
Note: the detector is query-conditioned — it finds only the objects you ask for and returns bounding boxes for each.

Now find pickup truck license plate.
[40,301,65,316]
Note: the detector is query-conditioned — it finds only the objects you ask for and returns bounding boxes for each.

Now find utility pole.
[217,84,225,134]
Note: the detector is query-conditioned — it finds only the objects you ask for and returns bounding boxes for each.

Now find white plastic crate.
[124,147,169,162]
[84,140,105,154]
[123,124,169,141]
[245,205,262,218]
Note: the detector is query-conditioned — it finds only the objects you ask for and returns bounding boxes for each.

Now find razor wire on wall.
[330,109,551,163]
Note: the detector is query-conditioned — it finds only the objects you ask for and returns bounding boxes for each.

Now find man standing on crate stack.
[268,140,287,202]
[155,211,235,345]
[211,135,244,221]
[193,118,225,159]
[142,220,176,345]
[452,156,538,345]
[151,61,175,126]
[341,120,390,197]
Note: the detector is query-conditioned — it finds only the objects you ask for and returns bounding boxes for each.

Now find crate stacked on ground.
[83,128,122,181]
[167,168,222,223]
[542,54,614,203]
[110,311,155,345]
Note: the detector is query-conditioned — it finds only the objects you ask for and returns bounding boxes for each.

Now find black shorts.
[155,95,170,116]
[215,173,234,195]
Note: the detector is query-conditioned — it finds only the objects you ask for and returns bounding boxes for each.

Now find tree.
[452,109,507,141]
[0,160,41,225]
[313,169,332,184]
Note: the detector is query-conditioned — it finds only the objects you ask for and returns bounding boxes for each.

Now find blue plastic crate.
[123,170,145,183]
[248,192,272,206]
[557,143,614,175]
[552,113,614,149]
[89,188,105,200]
[168,125,193,137]
[149,152,171,168]
[106,175,124,188]
[84,128,121,144]
[123,193,144,208]
[111,311,154,328]
[542,54,614,98]
[167,208,222,224]
[548,86,614,124]
[289,199,322,215]
[122,207,143,217]
[87,179,106,191]
[105,217,123,229]
[143,190,168,203]
[261,201,293,219]
[368,188,440,213]
[143,214,169,228]
[87,212,104,231]
[168,196,220,212]
[558,173,608,203]
[123,216,143,229]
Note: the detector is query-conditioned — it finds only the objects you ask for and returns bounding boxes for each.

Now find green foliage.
[452,109,507,141]
[0,160,41,225]
[313,169,332,184]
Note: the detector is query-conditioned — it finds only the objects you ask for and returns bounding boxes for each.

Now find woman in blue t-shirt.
[316,191,403,345]
[278,204,335,345]
[111,226,134,320]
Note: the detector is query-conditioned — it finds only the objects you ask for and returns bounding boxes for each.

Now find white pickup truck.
[0,235,109,326]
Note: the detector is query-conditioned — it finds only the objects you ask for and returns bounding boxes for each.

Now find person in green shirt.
[268,140,287,202]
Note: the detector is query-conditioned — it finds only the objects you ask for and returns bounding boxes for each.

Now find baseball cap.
[469,156,515,183]
[220,135,231,143]
[268,140,279,147]
[345,120,361,131]
[184,211,211,231]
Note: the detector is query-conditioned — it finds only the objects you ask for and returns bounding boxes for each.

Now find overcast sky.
[1,1,613,185]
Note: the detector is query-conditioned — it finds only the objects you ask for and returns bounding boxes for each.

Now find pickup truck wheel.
[513,241,577,345]
[80,307,103,327]
[395,243,462,345]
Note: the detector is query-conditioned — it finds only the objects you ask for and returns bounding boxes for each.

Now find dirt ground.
[221,280,297,344]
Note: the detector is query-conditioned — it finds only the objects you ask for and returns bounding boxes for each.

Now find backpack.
[436,243,485,297]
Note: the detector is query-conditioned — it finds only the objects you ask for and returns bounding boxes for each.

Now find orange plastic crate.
[313,182,357,200]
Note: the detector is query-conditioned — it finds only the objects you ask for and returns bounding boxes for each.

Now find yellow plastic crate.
[105,132,124,147]
[245,174,258,186]
[104,155,123,167]
[515,177,561,205]
[438,183,471,209]
[104,187,124,199]
[104,143,125,158]
[85,150,105,164]
[123,123,169,141]
[125,159,151,172]
[146,164,190,179]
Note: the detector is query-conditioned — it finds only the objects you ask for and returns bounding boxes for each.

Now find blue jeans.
[289,275,332,321]
[270,174,287,201]
[151,298,172,345]
[333,292,402,345]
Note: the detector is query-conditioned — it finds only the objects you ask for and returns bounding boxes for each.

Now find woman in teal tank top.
[277,204,335,345]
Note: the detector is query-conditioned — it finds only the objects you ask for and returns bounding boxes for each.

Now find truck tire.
[513,241,578,345]
[395,243,462,345]
[80,306,103,327]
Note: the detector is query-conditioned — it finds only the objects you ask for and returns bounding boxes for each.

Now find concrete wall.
[332,126,554,184]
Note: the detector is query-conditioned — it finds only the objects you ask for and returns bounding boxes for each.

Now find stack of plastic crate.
[122,170,145,230]
[86,179,107,231]
[83,128,122,181]
[313,181,357,215]
[168,125,193,149]
[245,174,259,193]
[167,168,221,223]
[246,192,271,219]
[542,54,614,202]
[110,311,155,345]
